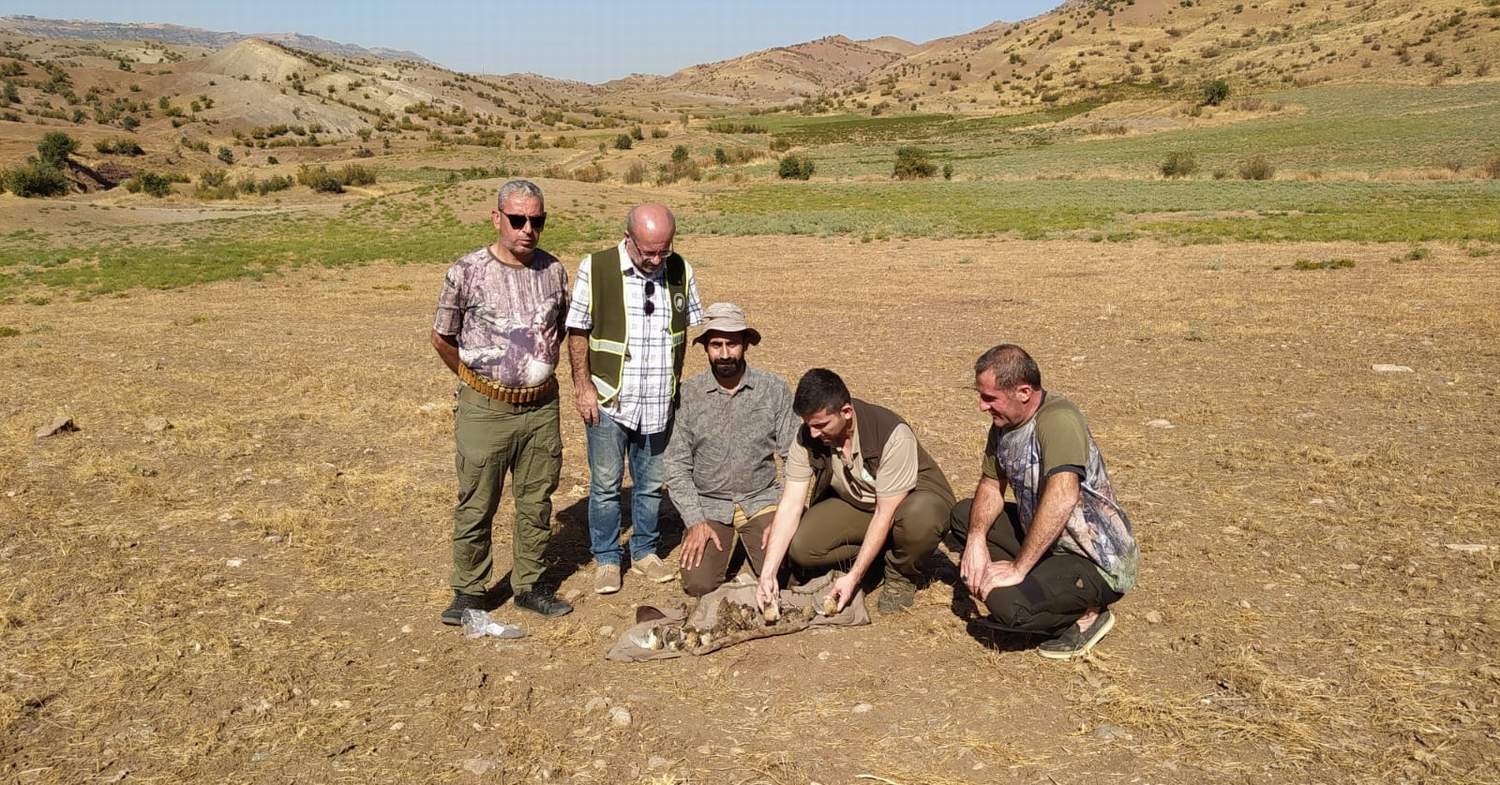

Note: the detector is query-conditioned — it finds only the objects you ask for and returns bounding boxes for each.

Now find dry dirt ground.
[2,236,1498,785]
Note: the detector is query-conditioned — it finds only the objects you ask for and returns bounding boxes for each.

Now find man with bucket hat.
[664,303,799,596]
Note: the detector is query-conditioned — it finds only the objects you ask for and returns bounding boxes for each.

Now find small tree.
[778,154,815,180]
[1160,151,1198,178]
[671,145,689,163]
[216,146,235,165]
[1201,79,1230,106]
[614,134,633,150]
[713,147,728,165]
[893,146,936,179]
[942,163,954,180]
[37,132,78,168]
[2,159,69,197]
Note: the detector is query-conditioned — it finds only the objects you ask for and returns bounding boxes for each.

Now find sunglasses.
[643,280,655,316]
[502,212,546,231]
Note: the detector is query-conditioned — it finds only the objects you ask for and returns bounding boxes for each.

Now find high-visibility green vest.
[586,244,689,405]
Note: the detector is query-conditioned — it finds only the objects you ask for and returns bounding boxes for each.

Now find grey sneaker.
[594,563,622,595]
[877,569,917,614]
[629,553,677,584]
[1037,610,1115,660]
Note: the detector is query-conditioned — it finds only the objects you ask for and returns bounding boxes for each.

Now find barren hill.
[616,34,910,105]
[846,0,1499,113]
[0,15,429,62]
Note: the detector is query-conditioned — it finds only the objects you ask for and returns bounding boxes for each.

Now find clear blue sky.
[2,1,1062,82]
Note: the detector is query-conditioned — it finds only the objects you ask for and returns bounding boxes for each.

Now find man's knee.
[681,570,720,597]
[983,586,1045,631]
[946,498,975,545]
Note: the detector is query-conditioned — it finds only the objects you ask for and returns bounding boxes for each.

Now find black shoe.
[514,589,573,618]
[440,591,485,626]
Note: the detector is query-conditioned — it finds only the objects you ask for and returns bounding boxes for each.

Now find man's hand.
[755,573,779,612]
[827,572,860,613]
[678,522,723,571]
[978,560,1027,596]
[573,382,599,426]
[960,538,992,598]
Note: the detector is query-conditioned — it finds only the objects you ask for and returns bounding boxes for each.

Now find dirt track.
[3,237,1498,784]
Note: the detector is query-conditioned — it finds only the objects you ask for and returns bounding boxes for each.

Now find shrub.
[338,164,376,186]
[266,155,279,165]
[1482,154,1500,180]
[893,147,936,179]
[629,125,644,141]
[942,163,954,180]
[1160,151,1198,178]
[296,164,344,193]
[704,120,768,134]
[124,172,172,197]
[95,138,144,156]
[623,161,648,184]
[671,145,689,163]
[216,146,234,165]
[37,131,78,168]
[650,127,668,139]
[1237,155,1274,180]
[777,154,815,180]
[613,134,633,150]
[2,159,69,197]
[256,174,293,195]
[768,136,791,152]
[713,147,728,165]
[1201,79,1230,106]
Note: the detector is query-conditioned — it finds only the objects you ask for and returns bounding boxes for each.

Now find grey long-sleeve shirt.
[664,365,799,526]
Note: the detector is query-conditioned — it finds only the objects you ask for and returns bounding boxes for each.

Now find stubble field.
[3,220,1498,784]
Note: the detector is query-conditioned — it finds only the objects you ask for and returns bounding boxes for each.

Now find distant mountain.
[0,15,430,63]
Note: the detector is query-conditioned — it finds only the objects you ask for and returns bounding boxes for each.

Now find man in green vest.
[565,203,702,595]
[757,368,955,614]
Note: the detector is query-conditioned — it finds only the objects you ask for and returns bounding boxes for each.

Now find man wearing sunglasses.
[566,203,702,595]
[431,179,573,625]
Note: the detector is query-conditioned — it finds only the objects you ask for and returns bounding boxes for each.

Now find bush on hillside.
[893,146,936,179]
[777,154,815,180]
[1237,155,1275,180]
[1201,79,1230,106]
[2,158,69,197]
[613,134,633,150]
[37,132,78,168]
[124,172,173,197]
[1160,151,1198,178]
[296,164,344,193]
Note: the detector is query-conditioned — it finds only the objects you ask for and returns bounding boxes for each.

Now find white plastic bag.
[461,609,525,640]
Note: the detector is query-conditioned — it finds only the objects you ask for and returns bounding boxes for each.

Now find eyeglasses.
[627,235,672,262]
[502,212,546,231]
[643,280,655,316]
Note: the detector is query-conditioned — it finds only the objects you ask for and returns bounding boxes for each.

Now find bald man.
[566,203,702,594]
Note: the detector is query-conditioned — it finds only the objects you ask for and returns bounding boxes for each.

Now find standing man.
[566,203,702,594]
[431,179,573,625]
[951,344,1139,659]
[665,303,799,596]
[757,369,955,614]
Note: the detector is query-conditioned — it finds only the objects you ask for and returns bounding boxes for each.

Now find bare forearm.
[430,330,461,376]
[1013,473,1080,573]
[566,332,592,390]
[760,481,808,577]
[967,477,1005,547]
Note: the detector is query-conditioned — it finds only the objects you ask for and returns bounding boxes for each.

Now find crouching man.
[952,344,1139,659]
[664,303,798,596]
[757,368,954,614]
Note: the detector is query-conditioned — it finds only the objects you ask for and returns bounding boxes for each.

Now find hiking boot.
[877,569,917,614]
[1037,609,1115,660]
[514,589,573,618]
[630,553,677,584]
[594,563,622,594]
[440,590,485,626]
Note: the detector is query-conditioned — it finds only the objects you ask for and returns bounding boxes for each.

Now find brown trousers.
[787,490,951,581]
[680,505,775,597]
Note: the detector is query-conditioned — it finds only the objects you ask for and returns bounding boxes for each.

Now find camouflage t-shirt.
[432,246,568,388]
[982,392,1139,593]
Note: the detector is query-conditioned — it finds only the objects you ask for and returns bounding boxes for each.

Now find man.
[664,303,799,596]
[431,179,573,625]
[566,203,702,594]
[951,344,1139,659]
[757,369,954,614]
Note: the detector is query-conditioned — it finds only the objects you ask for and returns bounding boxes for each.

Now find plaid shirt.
[565,241,702,435]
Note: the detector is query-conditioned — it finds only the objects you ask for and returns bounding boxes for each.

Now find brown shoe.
[630,553,677,584]
[594,563,622,595]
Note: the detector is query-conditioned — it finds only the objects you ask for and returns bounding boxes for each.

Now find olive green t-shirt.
[787,420,919,512]
[982,394,1089,482]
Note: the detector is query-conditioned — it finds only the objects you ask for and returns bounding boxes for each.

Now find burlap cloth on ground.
[606,572,870,662]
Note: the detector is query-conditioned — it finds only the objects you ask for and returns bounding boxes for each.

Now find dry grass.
[3,235,1499,784]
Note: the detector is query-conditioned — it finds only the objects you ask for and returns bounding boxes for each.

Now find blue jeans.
[585,409,669,566]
